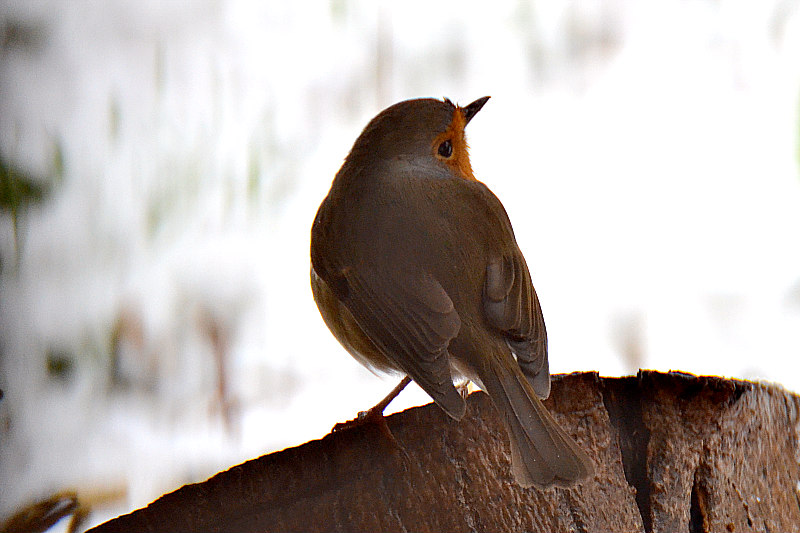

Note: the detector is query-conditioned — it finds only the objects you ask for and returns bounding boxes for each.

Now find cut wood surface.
[88,371,800,533]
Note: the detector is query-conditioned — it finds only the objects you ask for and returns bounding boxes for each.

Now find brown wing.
[310,169,471,419]
[315,255,466,420]
[483,251,550,399]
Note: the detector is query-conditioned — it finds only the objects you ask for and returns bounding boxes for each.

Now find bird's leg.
[332,376,412,432]
[368,375,412,416]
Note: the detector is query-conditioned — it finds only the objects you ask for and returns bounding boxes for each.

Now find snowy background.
[1,0,799,530]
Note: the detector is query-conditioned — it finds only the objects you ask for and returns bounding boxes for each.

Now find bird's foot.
[331,375,412,433]
[455,378,473,401]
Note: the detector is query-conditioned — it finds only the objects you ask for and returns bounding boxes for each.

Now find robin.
[310,96,593,488]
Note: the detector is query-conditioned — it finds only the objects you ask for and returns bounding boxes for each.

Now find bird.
[310,96,593,488]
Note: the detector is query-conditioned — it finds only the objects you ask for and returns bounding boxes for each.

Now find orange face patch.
[432,107,477,181]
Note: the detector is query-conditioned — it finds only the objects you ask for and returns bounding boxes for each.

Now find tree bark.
[88,371,800,533]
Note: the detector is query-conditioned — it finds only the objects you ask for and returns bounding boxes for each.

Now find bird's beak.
[462,96,490,125]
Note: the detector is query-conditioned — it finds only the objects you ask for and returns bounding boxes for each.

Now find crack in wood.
[600,375,653,533]
[689,466,709,533]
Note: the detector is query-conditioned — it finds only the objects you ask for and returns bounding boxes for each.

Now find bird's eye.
[437,139,453,158]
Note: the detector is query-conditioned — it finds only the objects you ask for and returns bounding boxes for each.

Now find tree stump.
[88,371,800,533]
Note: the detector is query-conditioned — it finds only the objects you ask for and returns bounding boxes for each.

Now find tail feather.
[481,361,594,488]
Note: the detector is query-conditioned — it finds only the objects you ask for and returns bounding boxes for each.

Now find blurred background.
[1,0,799,530]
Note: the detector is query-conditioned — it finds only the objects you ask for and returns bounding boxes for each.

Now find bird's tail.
[479,358,594,488]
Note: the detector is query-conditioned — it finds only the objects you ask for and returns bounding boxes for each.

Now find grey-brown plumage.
[310,96,593,488]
